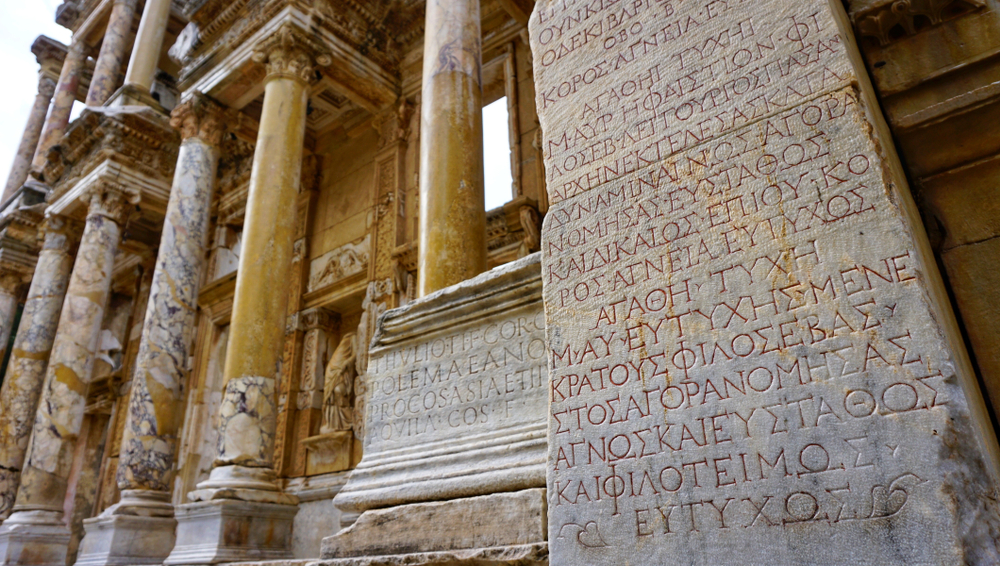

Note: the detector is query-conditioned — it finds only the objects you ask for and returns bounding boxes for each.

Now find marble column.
[121,0,170,97]
[74,94,227,566]
[417,0,487,296]
[86,0,138,106]
[165,25,327,565]
[0,185,135,566]
[0,273,23,368]
[3,76,56,201]
[0,217,78,520]
[32,41,86,170]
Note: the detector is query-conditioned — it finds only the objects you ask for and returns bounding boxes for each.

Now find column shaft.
[0,275,22,372]
[116,97,223,494]
[417,0,486,296]
[12,187,131,513]
[87,0,138,106]
[0,219,76,518]
[33,42,86,169]
[123,0,171,94]
[215,74,308,469]
[3,77,56,201]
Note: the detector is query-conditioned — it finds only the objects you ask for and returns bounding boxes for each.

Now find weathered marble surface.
[164,499,298,565]
[417,0,487,295]
[86,0,138,106]
[116,96,224,495]
[324,489,547,559]
[0,274,24,370]
[316,543,548,566]
[122,0,171,94]
[530,0,1000,564]
[12,186,132,515]
[33,41,85,169]
[0,217,77,518]
[332,254,547,515]
[3,76,55,200]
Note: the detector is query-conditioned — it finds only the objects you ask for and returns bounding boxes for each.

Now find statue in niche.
[321,333,357,434]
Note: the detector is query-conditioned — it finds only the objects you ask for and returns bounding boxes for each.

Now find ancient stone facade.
[0,0,996,565]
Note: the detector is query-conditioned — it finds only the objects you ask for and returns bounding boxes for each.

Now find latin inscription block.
[332,255,549,514]
[530,0,1000,564]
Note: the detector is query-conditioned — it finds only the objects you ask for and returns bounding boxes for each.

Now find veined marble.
[12,187,132,514]
[116,98,224,494]
[0,217,77,518]
[86,0,138,106]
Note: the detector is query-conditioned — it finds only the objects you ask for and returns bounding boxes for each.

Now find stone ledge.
[312,543,548,566]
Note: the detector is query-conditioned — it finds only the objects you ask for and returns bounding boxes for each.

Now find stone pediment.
[41,107,180,221]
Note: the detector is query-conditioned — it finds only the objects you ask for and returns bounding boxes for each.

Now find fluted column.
[0,217,79,519]
[417,0,486,296]
[115,94,226,502]
[86,0,138,106]
[122,0,170,96]
[0,185,134,566]
[3,77,56,201]
[32,41,86,169]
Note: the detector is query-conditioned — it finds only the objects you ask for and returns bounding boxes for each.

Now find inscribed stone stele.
[529,0,1000,564]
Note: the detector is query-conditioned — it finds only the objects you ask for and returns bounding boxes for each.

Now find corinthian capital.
[38,76,57,99]
[86,182,140,226]
[251,23,332,85]
[170,92,231,146]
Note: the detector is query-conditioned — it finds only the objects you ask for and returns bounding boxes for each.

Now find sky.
[0,1,73,181]
[0,4,514,211]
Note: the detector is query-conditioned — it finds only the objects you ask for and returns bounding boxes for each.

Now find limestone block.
[323,489,547,559]
[75,515,177,566]
[529,0,1000,564]
[332,254,549,514]
[164,499,298,565]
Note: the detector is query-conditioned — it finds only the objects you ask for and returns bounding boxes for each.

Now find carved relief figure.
[321,333,357,434]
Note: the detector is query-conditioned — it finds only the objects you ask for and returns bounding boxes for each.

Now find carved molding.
[308,235,371,293]
[851,0,987,46]
[86,182,139,226]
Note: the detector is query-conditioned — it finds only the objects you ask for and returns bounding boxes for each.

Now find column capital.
[301,307,337,332]
[37,76,57,99]
[170,92,231,146]
[85,182,139,226]
[39,213,83,253]
[251,23,332,85]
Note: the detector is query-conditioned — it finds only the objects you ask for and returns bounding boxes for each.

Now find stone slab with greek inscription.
[530,0,1000,564]
[332,254,549,515]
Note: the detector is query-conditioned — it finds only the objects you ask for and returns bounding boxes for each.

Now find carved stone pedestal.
[75,491,177,566]
[320,490,547,566]
[0,511,71,566]
[301,431,353,476]
[76,515,176,566]
[164,499,298,565]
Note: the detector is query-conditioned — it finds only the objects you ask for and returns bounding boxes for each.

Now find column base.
[74,491,177,566]
[164,499,298,566]
[0,510,71,566]
[105,85,166,114]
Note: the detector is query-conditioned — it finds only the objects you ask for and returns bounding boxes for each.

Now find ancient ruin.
[0,0,995,564]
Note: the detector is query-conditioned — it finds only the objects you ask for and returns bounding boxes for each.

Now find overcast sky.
[0,2,73,181]
[0,3,514,210]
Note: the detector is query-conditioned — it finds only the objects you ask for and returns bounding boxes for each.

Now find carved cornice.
[252,23,333,84]
[42,108,180,202]
[851,0,987,46]
[31,36,68,71]
[170,92,232,145]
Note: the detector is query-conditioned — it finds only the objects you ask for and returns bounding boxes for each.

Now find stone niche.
[529,0,1000,565]
[321,254,549,565]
